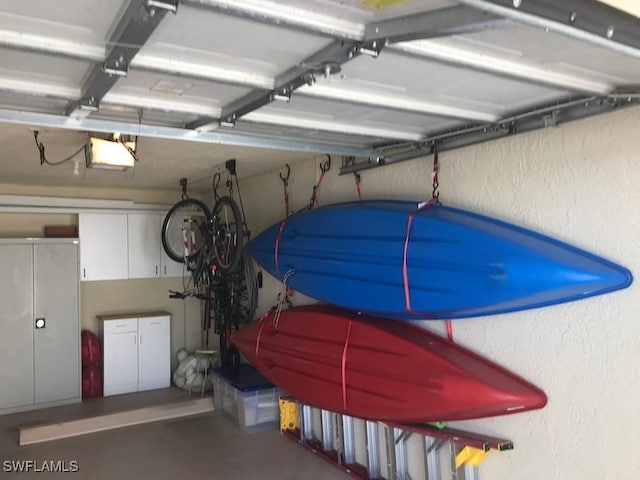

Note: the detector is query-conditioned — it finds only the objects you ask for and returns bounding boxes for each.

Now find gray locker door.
[34,243,80,404]
[0,245,34,409]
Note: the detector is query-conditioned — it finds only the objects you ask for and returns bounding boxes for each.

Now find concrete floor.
[0,390,349,480]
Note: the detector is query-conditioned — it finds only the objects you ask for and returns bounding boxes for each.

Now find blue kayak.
[246,200,632,319]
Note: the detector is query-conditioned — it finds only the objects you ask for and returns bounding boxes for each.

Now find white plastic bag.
[172,353,213,391]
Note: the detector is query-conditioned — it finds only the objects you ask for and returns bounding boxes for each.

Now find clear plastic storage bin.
[210,365,280,433]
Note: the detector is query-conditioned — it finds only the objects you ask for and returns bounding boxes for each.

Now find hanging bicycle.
[162,178,243,282]
[162,161,257,367]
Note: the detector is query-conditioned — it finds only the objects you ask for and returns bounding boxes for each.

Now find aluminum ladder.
[280,397,513,480]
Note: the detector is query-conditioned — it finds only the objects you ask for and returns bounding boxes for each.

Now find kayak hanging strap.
[274,219,288,278]
[341,320,353,410]
[273,269,295,330]
[354,171,362,201]
[298,155,331,212]
[402,199,436,315]
[402,148,454,341]
[431,150,441,205]
[279,164,291,217]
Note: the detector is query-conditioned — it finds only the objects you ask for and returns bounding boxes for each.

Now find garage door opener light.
[85,134,137,170]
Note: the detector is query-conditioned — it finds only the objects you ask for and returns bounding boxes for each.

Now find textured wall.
[240,105,640,480]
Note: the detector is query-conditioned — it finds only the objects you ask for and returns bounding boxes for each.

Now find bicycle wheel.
[211,196,243,272]
[162,198,211,263]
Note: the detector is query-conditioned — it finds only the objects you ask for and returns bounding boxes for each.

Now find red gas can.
[81,330,101,366]
[82,365,103,398]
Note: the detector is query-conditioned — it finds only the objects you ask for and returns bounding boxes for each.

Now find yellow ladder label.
[279,397,299,432]
[455,446,493,468]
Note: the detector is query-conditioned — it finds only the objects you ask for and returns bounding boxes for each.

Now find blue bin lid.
[212,364,275,392]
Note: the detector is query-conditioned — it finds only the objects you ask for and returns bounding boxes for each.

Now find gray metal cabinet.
[0,239,81,415]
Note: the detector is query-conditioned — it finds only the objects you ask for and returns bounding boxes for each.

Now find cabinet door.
[34,243,80,404]
[79,214,128,281]
[138,316,170,391]
[0,245,34,409]
[159,212,186,278]
[103,319,139,396]
[128,214,161,279]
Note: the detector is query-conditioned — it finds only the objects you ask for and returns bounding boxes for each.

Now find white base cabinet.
[100,312,171,397]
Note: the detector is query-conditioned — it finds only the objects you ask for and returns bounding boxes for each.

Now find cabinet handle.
[140,335,143,344]
[83,268,86,278]
[164,265,167,275]
[134,334,137,345]
[156,265,158,276]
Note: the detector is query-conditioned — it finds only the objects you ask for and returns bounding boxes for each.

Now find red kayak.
[231,305,547,422]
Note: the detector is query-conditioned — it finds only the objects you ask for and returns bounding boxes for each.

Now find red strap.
[432,151,439,190]
[446,319,454,342]
[274,220,287,278]
[283,183,290,217]
[341,320,353,410]
[402,199,436,314]
[255,313,269,358]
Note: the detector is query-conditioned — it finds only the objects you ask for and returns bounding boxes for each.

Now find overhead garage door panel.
[437,25,640,85]
[0,50,88,99]
[0,0,636,170]
[249,95,465,141]
[0,0,127,46]
[139,3,335,82]
[0,91,69,115]
[232,120,384,148]
[303,51,570,118]
[103,70,255,119]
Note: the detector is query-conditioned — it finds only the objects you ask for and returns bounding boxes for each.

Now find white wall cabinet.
[80,212,183,281]
[128,214,161,279]
[0,239,80,415]
[79,213,128,281]
[161,241,185,277]
[100,313,171,396]
[128,213,184,279]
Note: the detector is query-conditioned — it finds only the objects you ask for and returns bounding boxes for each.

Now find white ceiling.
[0,0,638,189]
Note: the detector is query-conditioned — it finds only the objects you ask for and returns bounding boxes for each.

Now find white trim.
[0,194,171,213]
